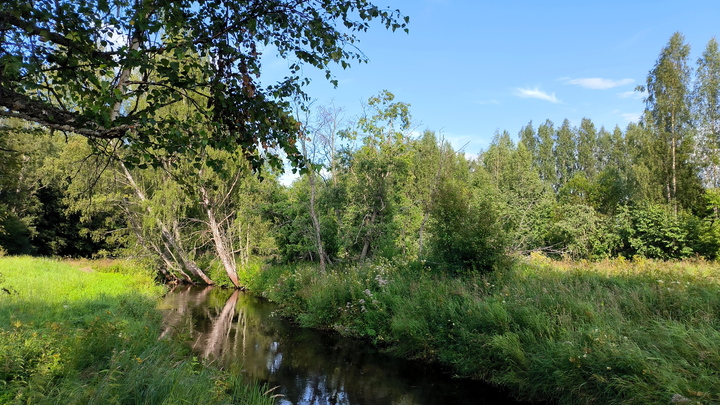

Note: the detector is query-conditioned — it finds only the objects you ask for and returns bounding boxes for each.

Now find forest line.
[1,33,720,285]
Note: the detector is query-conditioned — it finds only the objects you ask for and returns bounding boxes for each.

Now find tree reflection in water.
[160,286,531,405]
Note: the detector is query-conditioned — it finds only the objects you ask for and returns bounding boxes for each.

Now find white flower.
[671,394,691,403]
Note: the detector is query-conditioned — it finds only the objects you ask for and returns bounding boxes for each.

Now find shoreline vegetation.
[0,256,274,405]
[2,254,719,405]
[237,254,720,405]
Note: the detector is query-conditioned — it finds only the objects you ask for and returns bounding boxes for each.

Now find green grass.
[249,255,720,405]
[0,256,275,405]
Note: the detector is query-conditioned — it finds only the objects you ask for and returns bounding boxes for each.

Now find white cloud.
[618,90,647,100]
[515,88,560,103]
[621,112,641,123]
[476,99,500,105]
[563,77,634,90]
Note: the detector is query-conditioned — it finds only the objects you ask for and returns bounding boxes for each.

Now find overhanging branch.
[0,86,131,139]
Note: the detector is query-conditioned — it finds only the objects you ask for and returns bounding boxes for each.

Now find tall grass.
[0,256,275,405]
[250,255,720,404]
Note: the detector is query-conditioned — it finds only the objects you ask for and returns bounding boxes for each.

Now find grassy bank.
[0,256,274,405]
[242,255,720,404]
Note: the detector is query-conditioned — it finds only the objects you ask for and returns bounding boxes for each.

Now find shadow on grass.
[0,291,273,405]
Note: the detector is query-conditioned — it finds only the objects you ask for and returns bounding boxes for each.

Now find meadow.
[242,255,720,405]
[0,256,274,405]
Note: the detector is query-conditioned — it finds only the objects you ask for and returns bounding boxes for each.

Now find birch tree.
[640,32,696,214]
[693,38,720,188]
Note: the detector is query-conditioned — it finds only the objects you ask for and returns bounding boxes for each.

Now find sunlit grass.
[254,256,720,405]
[0,256,275,405]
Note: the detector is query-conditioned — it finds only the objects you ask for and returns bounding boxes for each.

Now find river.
[159,285,534,405]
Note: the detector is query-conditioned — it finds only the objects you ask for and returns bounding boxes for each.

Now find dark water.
[159,286,532,405]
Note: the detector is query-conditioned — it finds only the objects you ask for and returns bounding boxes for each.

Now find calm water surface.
[159,286,533,405]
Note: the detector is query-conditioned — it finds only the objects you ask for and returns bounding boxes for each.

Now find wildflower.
[671,394,690,403]
[363,289,372,297]
[358,299,365,305]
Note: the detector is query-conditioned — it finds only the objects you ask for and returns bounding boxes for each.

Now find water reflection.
[159,286,531,405]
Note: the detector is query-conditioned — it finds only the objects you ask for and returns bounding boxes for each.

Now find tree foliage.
[0,0,408,170]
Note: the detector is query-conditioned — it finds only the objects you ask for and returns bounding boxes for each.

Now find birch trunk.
[200,183,240,287]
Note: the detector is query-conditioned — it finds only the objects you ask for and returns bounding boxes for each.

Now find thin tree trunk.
[418,211,431,257]
[359,210,377,261]
[245,230,250,266]
[308,167,327,271]
[125,207,190,283]
[169,220,214,284]
[671,113,678,216]
[200,183,240,287]
[300,137,328,271]
[122,183,193,283]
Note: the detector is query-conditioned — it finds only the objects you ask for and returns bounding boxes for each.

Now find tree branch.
[0,86,132,139]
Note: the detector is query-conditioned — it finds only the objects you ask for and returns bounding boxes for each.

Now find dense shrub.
[614,203,694,259]
[427,177,505,273]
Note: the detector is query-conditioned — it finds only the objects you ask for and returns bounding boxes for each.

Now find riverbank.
[242,255,720,405]
[0,256,274,404]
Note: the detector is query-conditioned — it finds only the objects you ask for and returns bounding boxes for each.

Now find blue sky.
[266,0,720,157]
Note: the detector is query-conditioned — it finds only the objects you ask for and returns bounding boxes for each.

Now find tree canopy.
[0,0,408,169]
